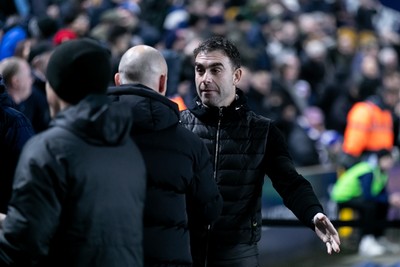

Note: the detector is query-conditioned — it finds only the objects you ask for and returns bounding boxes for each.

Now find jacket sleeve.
[0,136,67,266]
[5,111,34,156]
[264,123,323,229]
[187,141,222,225]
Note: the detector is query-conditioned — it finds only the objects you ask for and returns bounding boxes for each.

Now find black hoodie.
[0,94,147,267]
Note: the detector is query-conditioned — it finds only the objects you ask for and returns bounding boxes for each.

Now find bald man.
[107,45,222,267]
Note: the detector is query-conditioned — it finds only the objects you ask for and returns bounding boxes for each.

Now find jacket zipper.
[204,108,223,267]
[213,108,223,180]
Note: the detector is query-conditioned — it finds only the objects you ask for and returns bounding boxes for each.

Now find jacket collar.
[189,88,250,123]
[107,84,180,133]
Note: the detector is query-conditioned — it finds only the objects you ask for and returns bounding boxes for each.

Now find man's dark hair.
[193,36,241,69]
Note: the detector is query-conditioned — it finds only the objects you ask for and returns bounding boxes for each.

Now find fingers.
[317,215,341,245]
[331,239,341,253]
[332,232,341,246]
[325,236,341,254]
[326,240,332,254]
[314,213,341,254]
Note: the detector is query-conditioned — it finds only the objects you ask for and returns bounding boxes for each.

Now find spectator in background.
[378,46,399,75]
[323,52,381,137]
[319,26,358,127]
[355,54,382,100]
[180,36,340,267]
[351,31,380,79]
[0,15,28,60]
[273,52,310,114]
[355,0,378,32]
[331,149,400,256]
[300,106,343,165]
[52,4,90,45]
[108,44,222,266]
[340,73,400,169]
[0,38,147,267]
[28,40,53,95]
[105,24,132,83]
[244,69,275,119]
[0,56,32,106]
[0,74,34,213]
[299,38,332,106]
[28,15,59,43]
[25,40,53,132]
[0,56,49,133]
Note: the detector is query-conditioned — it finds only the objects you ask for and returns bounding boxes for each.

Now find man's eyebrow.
[195,62,224,68]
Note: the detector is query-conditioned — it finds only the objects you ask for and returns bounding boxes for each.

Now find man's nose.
[202,71,212,84]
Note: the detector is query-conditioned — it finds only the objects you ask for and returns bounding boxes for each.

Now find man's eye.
[195,67,204,73]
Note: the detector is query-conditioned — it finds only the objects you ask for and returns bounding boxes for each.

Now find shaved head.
[116,45,168,95]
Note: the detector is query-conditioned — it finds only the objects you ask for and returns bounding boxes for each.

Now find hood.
[51,94,132,145]
[107,84,179,134]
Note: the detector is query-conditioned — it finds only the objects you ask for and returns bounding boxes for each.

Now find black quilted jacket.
[180,89,323,248]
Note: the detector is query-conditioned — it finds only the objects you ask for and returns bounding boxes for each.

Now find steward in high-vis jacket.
[331,157,390,204]
[340,83,399,169]
[331,149,395,256]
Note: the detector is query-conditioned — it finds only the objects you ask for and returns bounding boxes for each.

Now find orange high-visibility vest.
[169,95,187,111]
[342,101,393,157]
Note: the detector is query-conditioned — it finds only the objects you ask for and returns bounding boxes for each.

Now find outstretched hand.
[313,213,341,254]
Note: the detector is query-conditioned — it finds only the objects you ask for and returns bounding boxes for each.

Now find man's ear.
[233,68,242,86]
[114,73,121,86]
[158,74,167,95]
[45,82,61,118]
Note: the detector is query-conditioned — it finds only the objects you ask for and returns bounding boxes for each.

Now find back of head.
[46,38,111,104]
[118,45,167,91]
[193,36,241,69]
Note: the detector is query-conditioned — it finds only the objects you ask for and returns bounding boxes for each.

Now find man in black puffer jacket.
[107,45,223,267]
[180,36,341,267]
[0,39,147,267]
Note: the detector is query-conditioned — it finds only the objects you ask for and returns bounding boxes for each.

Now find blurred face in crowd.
[382,73,400,109]
[379,154,394,172]
[194,50,241,108]
[71,13,90,36]
[16,60,33,101]
[0,58,33,104]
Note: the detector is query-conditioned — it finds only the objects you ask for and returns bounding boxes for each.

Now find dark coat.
[17,86,51,134]
[107,84,222,266]
[0,95,147,267]
[180,89,323,261]
[0,91,34,213]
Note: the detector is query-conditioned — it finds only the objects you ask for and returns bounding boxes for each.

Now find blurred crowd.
[1,0,400,167]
